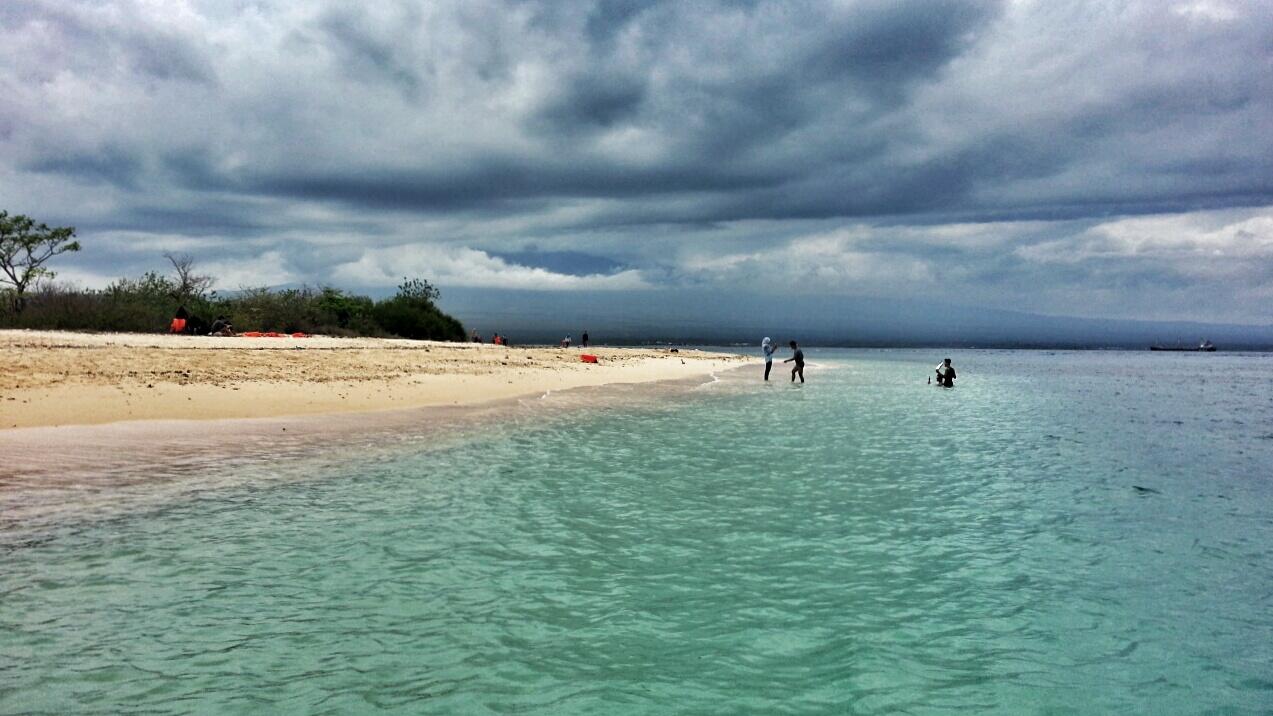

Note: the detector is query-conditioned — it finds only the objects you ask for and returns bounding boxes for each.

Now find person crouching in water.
[784,340,805,383]
[935,358,956,387]
[761,337,776,381]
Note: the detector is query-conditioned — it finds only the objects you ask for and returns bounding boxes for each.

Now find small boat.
[1150,340,1216,352]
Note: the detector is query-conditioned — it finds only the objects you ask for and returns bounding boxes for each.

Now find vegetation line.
[1,211,466,341]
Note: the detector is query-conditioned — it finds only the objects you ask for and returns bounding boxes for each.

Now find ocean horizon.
[3,348,1272,713]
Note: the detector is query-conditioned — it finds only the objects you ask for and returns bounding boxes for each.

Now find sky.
[2,0,1271,337]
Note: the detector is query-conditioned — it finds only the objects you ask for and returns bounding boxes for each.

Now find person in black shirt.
[935,358,956,387]
[784,340,805,383]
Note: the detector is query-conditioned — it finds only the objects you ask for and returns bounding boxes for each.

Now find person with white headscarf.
[762,337,776,381]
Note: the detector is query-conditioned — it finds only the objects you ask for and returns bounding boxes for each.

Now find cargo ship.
[1149,340,1216,352]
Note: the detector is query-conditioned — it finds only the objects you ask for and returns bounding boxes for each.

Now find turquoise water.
[3,349,1273,714]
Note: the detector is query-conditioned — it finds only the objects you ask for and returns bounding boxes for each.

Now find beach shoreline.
[1,330,753,430]
[0,335,755,536]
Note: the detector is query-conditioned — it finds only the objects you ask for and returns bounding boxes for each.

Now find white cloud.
[329,244,650,291]
[1016,209,1273,266]
[1172,1,1240,22]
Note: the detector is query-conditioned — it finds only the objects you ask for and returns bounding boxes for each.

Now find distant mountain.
[439,288,1273,349]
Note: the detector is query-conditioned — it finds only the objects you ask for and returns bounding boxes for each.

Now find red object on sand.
[241,331,263,337]
[292,332,309,338]
[580,354,598,363]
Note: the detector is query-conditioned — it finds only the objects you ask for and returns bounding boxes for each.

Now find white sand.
[1,330,752,429]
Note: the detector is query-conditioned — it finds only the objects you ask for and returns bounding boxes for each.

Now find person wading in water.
[934,358,956,387]
[761,337,776,381]
[784,340,805,383]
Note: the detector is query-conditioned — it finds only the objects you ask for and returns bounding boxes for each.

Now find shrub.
[371,278,466,341]
[0,275,465,341]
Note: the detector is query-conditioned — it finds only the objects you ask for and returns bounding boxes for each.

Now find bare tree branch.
[164,251,215,303]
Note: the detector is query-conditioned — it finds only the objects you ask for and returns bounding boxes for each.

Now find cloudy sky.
[2,0,1271,329]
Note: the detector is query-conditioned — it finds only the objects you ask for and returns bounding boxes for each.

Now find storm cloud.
[1,0,1271,326]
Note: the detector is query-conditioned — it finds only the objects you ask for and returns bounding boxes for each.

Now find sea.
[2,349,1272,714]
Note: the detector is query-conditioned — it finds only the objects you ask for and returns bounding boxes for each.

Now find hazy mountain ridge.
[441,288,1273,349]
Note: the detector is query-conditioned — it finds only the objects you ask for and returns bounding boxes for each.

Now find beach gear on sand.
[237,331,311,338]
[580,354,599,363]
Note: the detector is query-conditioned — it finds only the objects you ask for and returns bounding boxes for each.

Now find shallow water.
[3,349,1272,714]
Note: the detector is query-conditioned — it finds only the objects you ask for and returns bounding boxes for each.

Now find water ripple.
[2,349,1272,714]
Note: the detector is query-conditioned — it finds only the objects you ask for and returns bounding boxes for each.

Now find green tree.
[0,211,81,313]
[396,277,441,303]
[372,277,464,341]
[316,287,374,328]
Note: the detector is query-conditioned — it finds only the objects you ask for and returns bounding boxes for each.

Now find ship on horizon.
[1150,339,1216,352]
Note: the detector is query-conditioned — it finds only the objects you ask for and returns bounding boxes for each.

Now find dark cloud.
[800,0,998,90]
[24,146,145,191]
[248,160,782,210]
[534,71,648,131]
[315,7,427,100]
[2,0,1272,326]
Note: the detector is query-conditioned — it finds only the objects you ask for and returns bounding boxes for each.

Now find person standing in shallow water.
[784,340,805,383]
[761,337,776,381]
[935,358,956,387]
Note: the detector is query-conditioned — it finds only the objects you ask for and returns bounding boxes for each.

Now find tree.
[316,286,374,328]
[371,277,464,341]
[0,211,80,313]
[396,277,441,303]
[164,252,215,304]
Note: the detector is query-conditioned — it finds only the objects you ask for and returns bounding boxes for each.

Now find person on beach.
[170,305,189,334]
[582,331,590,348]
[208,315,235,337]
[935,358,956,387]
[471,329,482,343]
[784,340,805,383]
[561,335,572,348]
[762,336,776,381]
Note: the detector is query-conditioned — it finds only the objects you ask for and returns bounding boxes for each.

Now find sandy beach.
[0,330,752,429]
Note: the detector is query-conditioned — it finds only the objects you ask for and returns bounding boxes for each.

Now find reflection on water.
[2,350,1272,714]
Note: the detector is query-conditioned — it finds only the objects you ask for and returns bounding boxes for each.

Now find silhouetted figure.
[209,315,235,336]
[581,331,590,347]
[935,358,956,387]
[170,305,189,334]
[784,340,804,383]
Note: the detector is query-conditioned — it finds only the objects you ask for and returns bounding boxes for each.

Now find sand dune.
[0,330,752,429]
